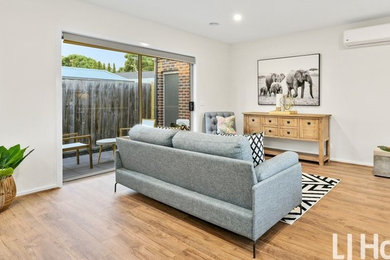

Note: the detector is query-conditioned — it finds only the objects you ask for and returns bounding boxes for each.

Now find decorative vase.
[0,176,17,212]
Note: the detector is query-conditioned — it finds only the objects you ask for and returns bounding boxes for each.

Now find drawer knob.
[252,119,255,122]
[287,131,290,135]
[268,129,272,133]
[268,120,272,123]
[287,121,290,124]
[307,122,311,125]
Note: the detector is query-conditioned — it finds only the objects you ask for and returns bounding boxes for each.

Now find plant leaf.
[0,145,34,170]
[11,149,34,169]
[0,148,10,169]
[5,148,26,168]
[8,144,21,158]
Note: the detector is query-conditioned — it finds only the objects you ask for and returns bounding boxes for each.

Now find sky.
[62,42,126,69]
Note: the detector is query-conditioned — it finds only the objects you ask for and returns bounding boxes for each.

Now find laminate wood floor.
[1,161,389,260]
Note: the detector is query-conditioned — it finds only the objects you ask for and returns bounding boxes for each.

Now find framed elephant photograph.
[257,53,320,106]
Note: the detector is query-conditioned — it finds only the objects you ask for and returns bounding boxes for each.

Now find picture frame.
[257,53,320,106]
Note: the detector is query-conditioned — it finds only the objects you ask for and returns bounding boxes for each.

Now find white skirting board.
[16,184,59,196]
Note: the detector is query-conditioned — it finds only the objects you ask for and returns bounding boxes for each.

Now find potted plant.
[0,145,34,212]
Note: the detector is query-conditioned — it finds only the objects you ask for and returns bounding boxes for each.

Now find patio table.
[96,138,116,164]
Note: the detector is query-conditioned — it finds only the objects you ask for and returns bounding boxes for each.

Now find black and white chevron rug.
[281,173,340,225]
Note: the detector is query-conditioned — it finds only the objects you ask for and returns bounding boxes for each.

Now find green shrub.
[0,145,34,179]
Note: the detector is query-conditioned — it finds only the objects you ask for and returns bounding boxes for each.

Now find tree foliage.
[62,54,99,69]
[117,54,155,72]
[62,53,155,73]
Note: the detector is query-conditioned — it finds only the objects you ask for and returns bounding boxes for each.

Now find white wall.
[0,0,232,195]
[231,17,390,166]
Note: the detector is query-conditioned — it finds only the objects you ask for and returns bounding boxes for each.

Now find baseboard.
[330,158,372,167]
[16,184,60,196]
[265,147,373,167]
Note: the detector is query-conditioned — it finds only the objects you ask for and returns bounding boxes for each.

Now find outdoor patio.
[63,150,115,182]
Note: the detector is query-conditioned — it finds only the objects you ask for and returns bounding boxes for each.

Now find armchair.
[204,112,236,134]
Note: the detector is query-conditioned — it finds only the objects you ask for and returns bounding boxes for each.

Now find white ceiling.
[79,0,390,43]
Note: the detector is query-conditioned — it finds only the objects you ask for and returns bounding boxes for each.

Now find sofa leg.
[253,239,257,258]
[114,182,118,193]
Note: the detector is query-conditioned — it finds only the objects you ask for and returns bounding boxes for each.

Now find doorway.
[163,72,179,126]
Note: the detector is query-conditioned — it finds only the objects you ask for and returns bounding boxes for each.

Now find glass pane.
[116,53,140,132]
[62,42,139,181]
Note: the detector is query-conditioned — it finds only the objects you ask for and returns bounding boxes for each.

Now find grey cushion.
[172,131,252,163]
[204,112,235,134]
[255,151,299,181]
[129,124,179,147]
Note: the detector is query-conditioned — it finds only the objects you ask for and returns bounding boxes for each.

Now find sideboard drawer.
[279,127,298,138]
[280,118,298,127]
[300,119,319,139]
[264,126,278,137]
[246,116,262,134]
[263,117,278,126]
[247,115,261,125]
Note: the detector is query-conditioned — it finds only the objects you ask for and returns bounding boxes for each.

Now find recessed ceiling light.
[139,42,150,47]
[209,22,220,26]
[233,14,242,22]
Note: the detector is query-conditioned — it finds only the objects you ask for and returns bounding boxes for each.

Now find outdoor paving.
[63,150,115,182]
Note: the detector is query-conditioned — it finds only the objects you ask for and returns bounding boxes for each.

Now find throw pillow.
[246,133,265,167]
[216,116,237,135]
[217,132,264,167]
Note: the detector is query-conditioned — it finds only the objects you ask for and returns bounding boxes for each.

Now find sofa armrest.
[115,150,123,169]
[254,151,298,181]
[252,162,302,240]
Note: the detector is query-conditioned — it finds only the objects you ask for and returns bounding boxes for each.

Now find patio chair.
[62,133,93,169]
[119,128,131,137]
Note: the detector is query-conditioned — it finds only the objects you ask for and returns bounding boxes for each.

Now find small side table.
[96,138,117,164]
[374,147,390,178]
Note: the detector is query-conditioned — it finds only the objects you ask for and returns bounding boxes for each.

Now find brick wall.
[156,58,191,126]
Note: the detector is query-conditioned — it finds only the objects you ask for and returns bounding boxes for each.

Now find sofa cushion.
[129,125,179,147]
[172,131,252,163]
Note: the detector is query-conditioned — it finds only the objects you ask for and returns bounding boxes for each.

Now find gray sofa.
[115,125,302,258]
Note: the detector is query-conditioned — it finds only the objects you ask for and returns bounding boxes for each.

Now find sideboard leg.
[319,139,324,166]
[326,139,331,164]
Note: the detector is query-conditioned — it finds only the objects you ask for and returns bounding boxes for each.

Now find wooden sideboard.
[243,112,331,166]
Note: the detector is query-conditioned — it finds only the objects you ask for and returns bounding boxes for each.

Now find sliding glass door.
[61,37,193,181]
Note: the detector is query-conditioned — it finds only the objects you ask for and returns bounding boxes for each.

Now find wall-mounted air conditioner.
[344,23,390,47]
